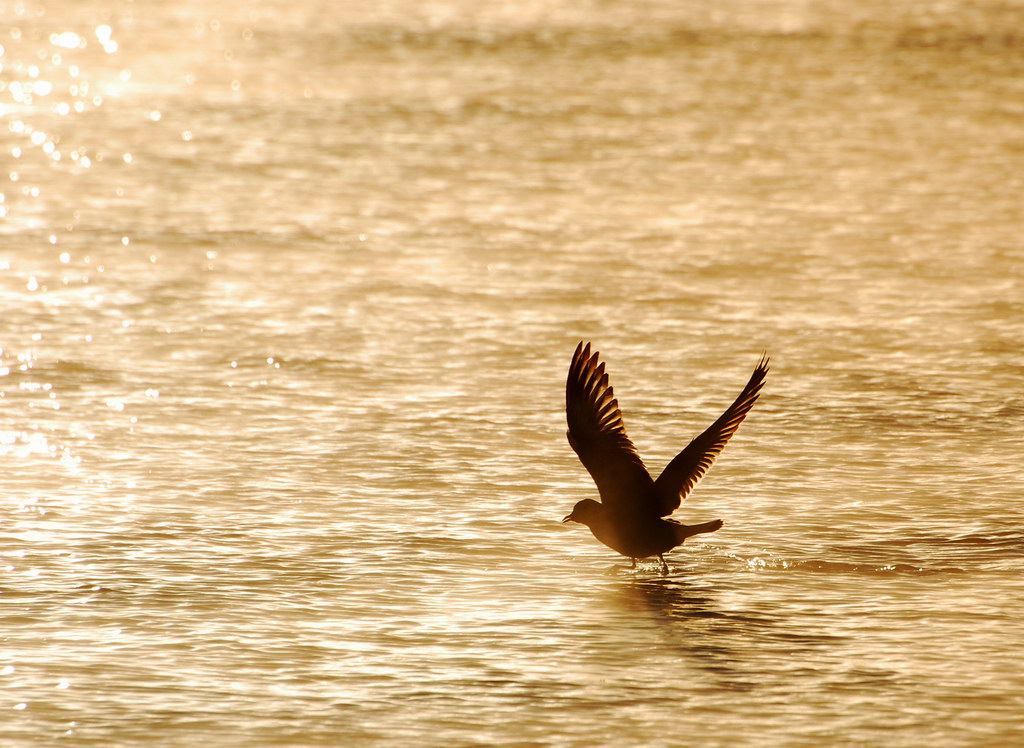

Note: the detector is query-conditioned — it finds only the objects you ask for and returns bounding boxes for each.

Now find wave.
[727,552,965,576]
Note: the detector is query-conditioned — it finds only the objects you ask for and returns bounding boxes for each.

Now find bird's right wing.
[652,355,769,516]
[566,342,655,509]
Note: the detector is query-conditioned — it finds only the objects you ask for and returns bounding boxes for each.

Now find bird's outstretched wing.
[566,342,654,510]
[652,355,769,516]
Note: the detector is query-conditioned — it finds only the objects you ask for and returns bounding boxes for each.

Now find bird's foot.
[658,555,669,575]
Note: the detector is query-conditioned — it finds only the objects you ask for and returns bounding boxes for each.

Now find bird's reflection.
[614,575,747,686]
[625,575,726,622]
[620,574,761,639]
[615,572,843,692]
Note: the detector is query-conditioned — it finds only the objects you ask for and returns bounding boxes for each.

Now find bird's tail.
[673,519,724,543]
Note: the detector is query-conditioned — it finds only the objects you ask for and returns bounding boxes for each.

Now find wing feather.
[652,355,769,516]
[566,342,654,510]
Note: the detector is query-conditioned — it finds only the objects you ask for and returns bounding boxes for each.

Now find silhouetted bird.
[562,342,768,573]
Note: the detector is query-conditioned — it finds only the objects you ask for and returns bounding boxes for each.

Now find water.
[3,0,1024,745]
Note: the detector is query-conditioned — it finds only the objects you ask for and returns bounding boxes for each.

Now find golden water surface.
[2,1,1023,745]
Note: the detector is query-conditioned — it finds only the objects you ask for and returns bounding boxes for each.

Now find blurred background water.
[2,0,1024,745]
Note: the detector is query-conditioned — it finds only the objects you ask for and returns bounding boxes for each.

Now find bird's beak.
[562,513,574,523]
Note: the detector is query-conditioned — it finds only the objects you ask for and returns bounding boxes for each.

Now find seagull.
[562,342,768,573]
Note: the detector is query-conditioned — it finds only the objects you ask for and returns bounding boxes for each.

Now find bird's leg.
[630,558,637,569]
[658,555,669,574]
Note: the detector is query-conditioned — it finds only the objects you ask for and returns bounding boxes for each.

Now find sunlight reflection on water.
[2,0,1024,745]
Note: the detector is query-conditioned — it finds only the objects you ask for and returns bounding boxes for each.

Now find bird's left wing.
[652,355,769,516]
[566,342,655,510]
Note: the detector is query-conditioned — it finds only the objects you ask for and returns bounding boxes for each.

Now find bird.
[562,342,768,573]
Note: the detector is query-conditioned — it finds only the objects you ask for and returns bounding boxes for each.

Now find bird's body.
[568,498,724,560]
[562,342,768,571]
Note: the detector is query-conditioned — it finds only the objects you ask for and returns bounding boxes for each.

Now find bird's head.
[562,498,603,527]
